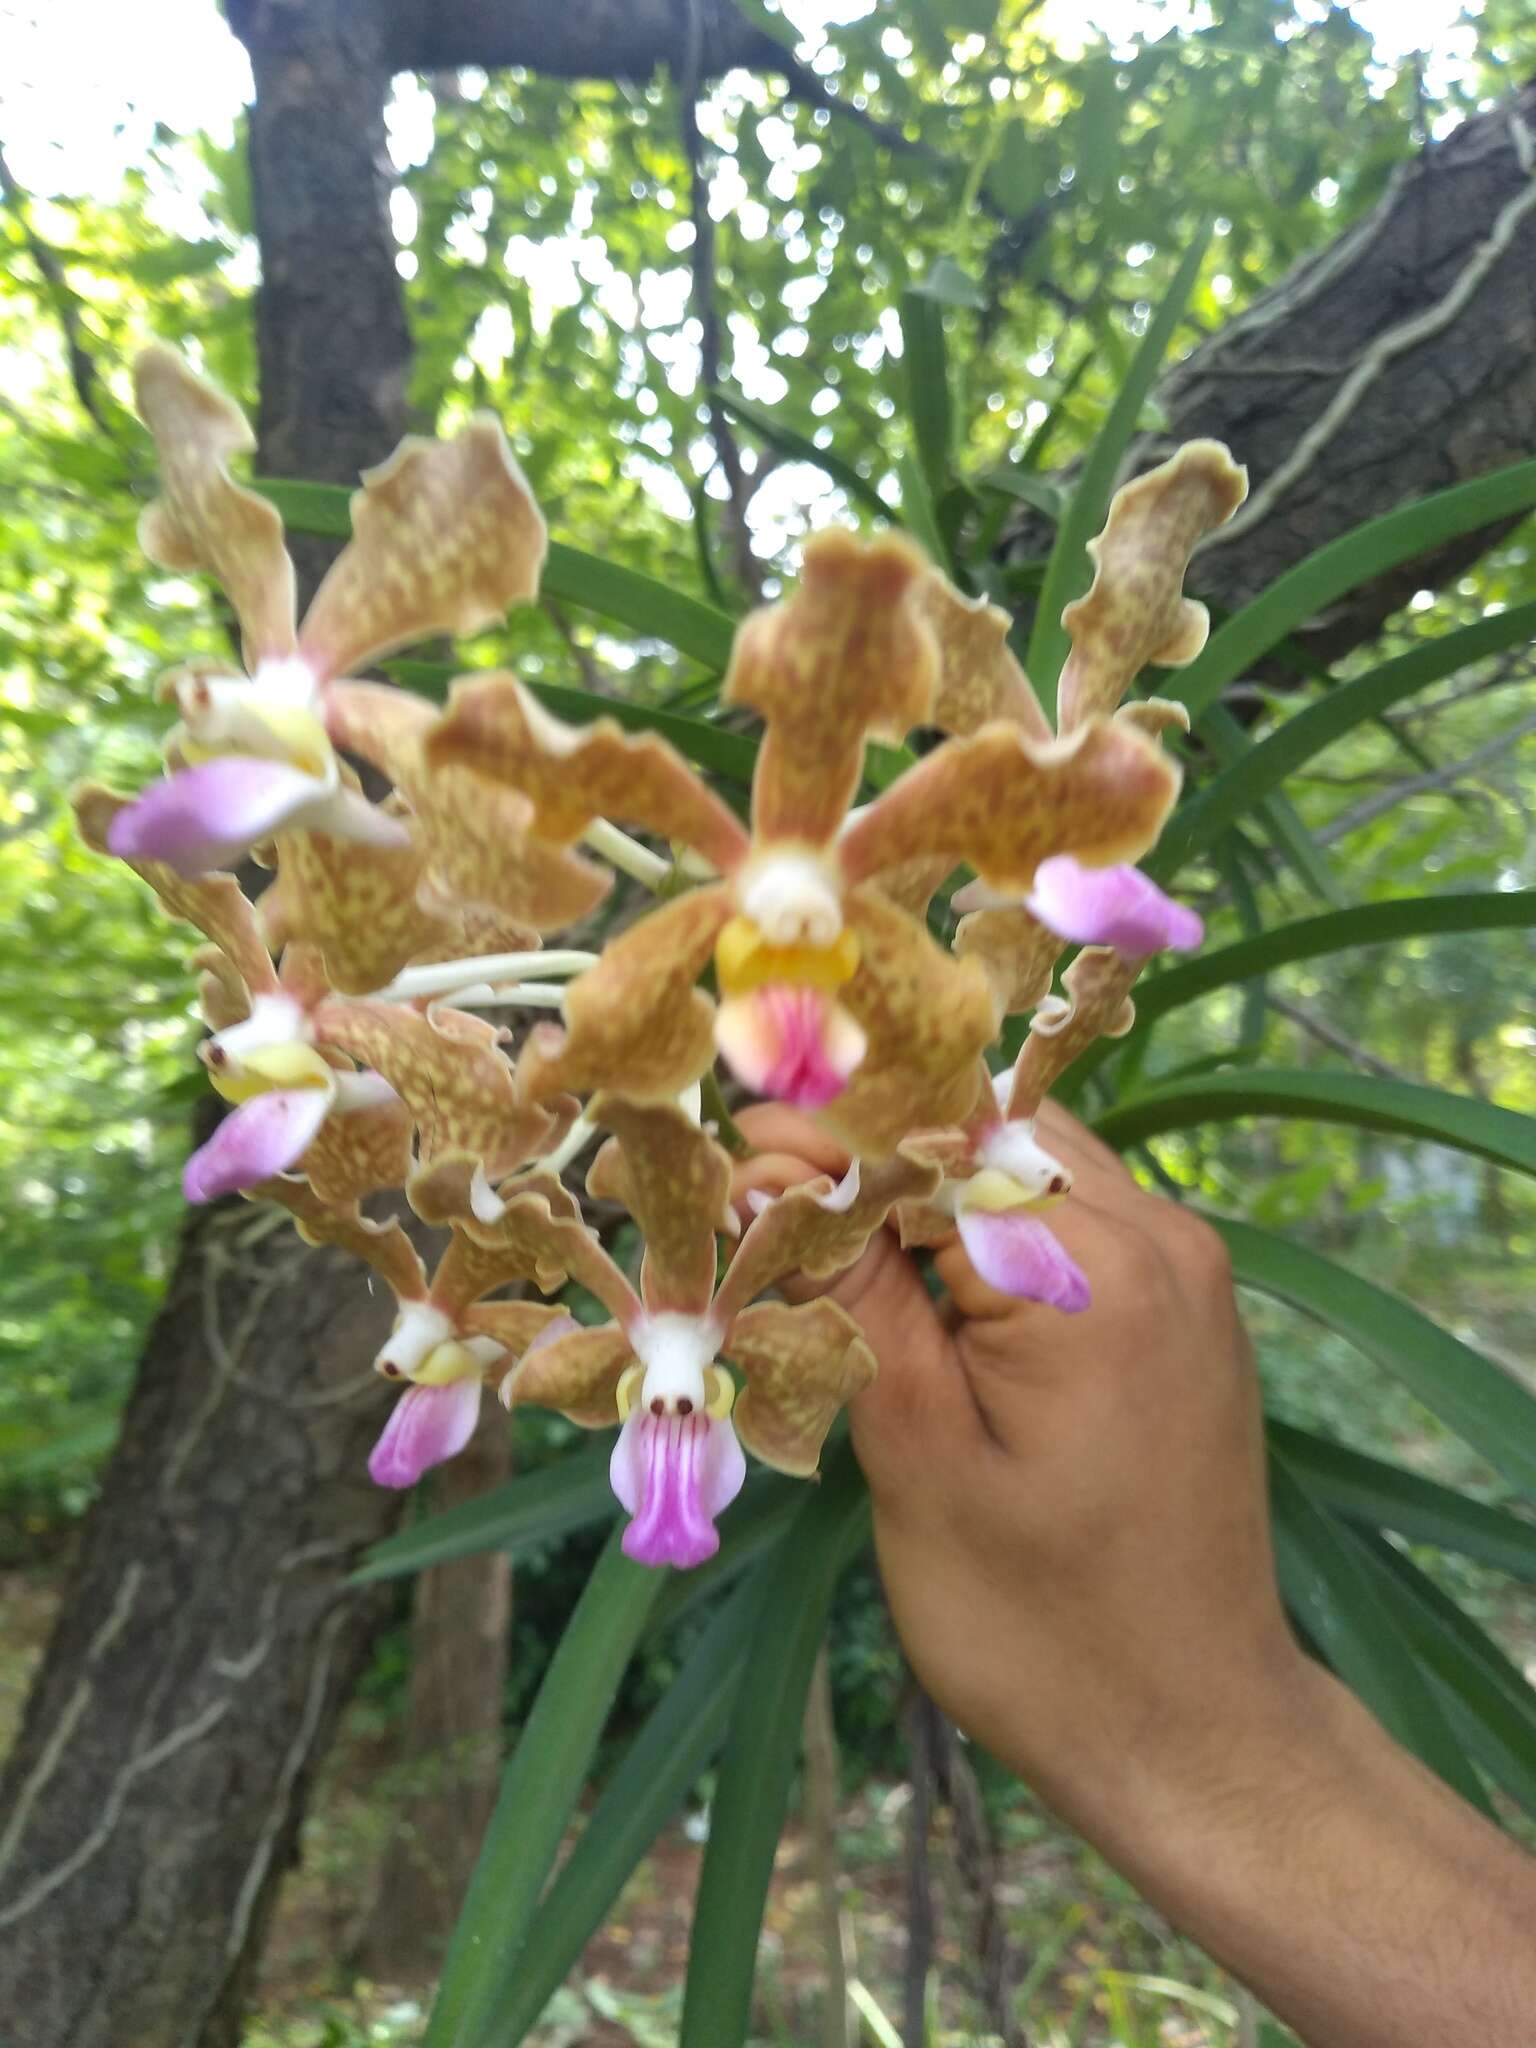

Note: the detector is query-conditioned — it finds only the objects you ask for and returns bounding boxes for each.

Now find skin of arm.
[733,1101,1536,2048]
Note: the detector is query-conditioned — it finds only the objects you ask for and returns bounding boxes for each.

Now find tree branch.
[1315,709,1536,844]
[0,142,115,437]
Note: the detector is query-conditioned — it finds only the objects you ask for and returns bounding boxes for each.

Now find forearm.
[1081,1656,1536,2047]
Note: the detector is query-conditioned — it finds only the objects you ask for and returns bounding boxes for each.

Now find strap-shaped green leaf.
[1164,458,1536,725]
[1217,1220,1536,1494]
[1025,224,1212,719]
[1266,1421,1536,1581]
[1131,893,1536,1029]
[679,1441,871,2048]
[717,384,895,522]
[1199,703,1345,907]
[900,287,955,512]
[351,1442,617,1583]
[1097,1069,1536,1178]
[1348,1529,1536,1818]
[1157,599,1536,874]
[490,1578,762,2046]
[424,1530,663,2048]
[1267,1451,1493,1813]
[254,477,738,668]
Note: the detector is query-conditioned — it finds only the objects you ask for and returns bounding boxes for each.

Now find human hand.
[732,1099,1302,1839]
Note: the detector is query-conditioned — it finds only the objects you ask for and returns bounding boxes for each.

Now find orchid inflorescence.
[79,346,1246,1569]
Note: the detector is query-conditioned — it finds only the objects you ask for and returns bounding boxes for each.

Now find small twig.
[1315,709,1536,844]
[680,0,762,602]
[1267,995,1415,1082]
[543,596,608,695]
[0,141,115,437]
[802,1644,856,2048]
[900,1686,939,2048]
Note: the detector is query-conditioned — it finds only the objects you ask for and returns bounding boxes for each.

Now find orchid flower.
[256,1176,570,1489]
[899,948,1155,1311]
[77,783,580,1209]
[424,529,1184,1156]
[106,346,552,892]
[424,1095,938,1567]
[951,442,1244,1017]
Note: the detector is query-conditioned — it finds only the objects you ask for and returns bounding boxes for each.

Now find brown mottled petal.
[74,783,280,997]
[515,884,733,1104]
[195,945,250,1032]
[816,886,997,1159]
[298,417,547,683]
[1115,698,1190,744]
[422,1170,641,1325]
[953,905,1063,1016]
[837,718,1180,894]
[301,1090,414,1206]
[329,684,609,932]
[407,1151,580,1232]
[1006,946,1141,1119]
[714,1148,941,1327]
[460,1299,569,1362]
[431,1224,562,1317]
[312,998,529,1180]
[586,1095,733,1317]
[724,528,937,845]
[874,854,954,922]
[725,1299,876,1478]
[325,680,437,787]
[426,673,750,874]
[917,571,1051,742]
[263,822,538,997]
[251,1177,427,1302]
[417,763,613,936]
[505,1323,635,1429]
[895,1199,958,1251]
[132,347,296,669]
[1057,441,1248,732]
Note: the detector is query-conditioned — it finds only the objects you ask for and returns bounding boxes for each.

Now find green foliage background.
[2,0,1535,2039]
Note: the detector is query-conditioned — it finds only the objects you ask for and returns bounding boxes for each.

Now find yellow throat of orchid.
[205,1040,335,1105]
[714,915,860,999]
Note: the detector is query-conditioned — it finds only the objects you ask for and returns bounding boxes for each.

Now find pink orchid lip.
[182,1086,331,1203]
[1024,854,1203,956]
[956,1205,1091,1313]
[609,1408,747,1569]
[107,757,334,877]
[714,985,866,1112]
[368,1378,482,1488]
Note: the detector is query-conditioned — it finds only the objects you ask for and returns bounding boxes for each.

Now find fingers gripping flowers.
[78,339,1239,1563]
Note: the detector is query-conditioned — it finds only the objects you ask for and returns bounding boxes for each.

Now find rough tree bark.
[0,6,417,2046]
[357,1411,511,1981]
[2,5,1534,2044]
[1002,82,1536,669]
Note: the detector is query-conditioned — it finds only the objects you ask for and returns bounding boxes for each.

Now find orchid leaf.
[1164,457,1536,726]
[255,476,738,668]
[1157,598,1536,873]
[1096,1071,1536,1181]
[425,1531,663,2048]
[679,1440,871,2048]
[490,1580,761,2046]
[1269,1450,1493,1813]
[351,1441,617,1582]
[900,285,955,508]
[1220,1220,1536,1495]
[716,384,895,522]
[1351,1532,1536,1818]
[1266,1422,1536,1581]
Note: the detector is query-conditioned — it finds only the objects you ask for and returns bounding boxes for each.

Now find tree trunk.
[356,1410,511,1983]
[0,7,415,2045]
[1002,82,1536,665]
